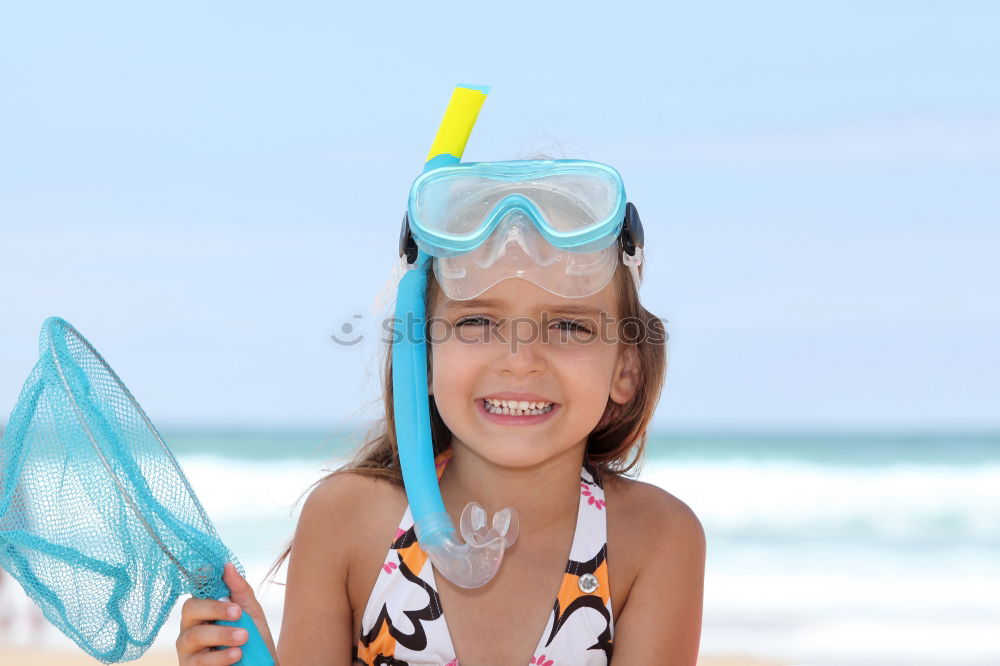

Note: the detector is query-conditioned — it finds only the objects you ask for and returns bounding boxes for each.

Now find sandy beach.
[0,647,789,665]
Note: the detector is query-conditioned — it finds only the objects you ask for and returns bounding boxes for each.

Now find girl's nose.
[494,318,547,377]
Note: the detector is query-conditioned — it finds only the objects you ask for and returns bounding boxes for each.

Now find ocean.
[1,429,997,665]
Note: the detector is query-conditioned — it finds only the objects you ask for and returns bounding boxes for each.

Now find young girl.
[175,87,705,666]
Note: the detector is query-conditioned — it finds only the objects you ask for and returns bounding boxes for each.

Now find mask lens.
[410,162,623,249]
[524,172,619,232]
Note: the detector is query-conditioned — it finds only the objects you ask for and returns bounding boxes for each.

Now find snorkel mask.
[391,85,644,588]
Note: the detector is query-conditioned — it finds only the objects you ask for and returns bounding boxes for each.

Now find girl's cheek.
[433,338,486,370]
[550,339,617,362]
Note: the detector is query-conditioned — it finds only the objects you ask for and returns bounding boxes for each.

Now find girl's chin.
[450,437,585,471]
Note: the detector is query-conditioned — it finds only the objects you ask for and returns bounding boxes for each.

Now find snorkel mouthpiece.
[414,506,519,588]
[393,84,520,588]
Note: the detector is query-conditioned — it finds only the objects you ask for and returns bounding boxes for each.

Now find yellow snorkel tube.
[392,84,519,589]
[423,84,489,169]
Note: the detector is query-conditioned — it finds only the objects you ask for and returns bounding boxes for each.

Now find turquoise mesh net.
[0,317,242,662]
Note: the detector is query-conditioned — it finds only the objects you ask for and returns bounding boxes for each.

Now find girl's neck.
[437,441,587,538]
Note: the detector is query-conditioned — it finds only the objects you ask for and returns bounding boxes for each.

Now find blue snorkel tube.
[391,85,518,589]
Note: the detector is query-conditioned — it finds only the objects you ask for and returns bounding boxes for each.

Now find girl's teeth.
[483,398,553,416]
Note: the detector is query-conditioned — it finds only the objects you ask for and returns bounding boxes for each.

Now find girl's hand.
[176,562,279,665]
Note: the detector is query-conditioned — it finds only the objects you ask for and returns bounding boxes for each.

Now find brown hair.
[263,259,667,584]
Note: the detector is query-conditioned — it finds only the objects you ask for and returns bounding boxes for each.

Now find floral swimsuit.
[354,455,614,665]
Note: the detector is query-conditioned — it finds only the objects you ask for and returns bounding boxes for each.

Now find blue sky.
[1,1,998,430]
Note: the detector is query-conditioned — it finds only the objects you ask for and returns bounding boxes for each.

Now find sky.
[1,1,998,431]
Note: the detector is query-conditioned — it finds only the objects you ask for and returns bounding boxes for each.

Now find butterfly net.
[0,317,241,662]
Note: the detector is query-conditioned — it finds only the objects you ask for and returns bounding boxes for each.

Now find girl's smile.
[477,392,560,426]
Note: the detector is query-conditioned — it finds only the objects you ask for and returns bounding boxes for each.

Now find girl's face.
[428,276,638,469]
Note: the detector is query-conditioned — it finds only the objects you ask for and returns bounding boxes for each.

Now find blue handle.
[216,608,275,666]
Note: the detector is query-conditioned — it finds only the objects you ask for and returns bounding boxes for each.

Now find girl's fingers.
[222,562,262,613]
[220,562,279,658]
[176,623,248,657]
[178,566,278,664]
[186,646,243,666]
[179,596,241,631]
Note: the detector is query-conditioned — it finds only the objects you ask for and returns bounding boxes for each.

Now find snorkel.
[392,84,519,589]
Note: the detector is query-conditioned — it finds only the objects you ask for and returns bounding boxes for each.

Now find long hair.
[263,253,667,585]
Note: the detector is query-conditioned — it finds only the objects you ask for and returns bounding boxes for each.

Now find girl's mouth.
[478,398,558,425]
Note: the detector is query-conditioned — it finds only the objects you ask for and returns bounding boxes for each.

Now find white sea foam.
[643,459,1000,544]
[645,458,1000,662]
[2,453,998,662]
[172,455,1000,544]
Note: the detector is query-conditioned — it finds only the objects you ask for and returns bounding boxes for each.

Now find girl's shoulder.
[602,473,703,535]
[301,471,411,622]
[602,473,706,610]
[297,470,409,580]
[307,469,407,512]
[279,471,410,657]
[304,470,409,547]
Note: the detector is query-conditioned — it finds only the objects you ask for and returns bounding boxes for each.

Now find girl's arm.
[276,474,363,665]
[610,488,706,665]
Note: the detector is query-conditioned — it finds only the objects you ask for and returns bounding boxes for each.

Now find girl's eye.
[457,316,492,327]
[552,319,592,334]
